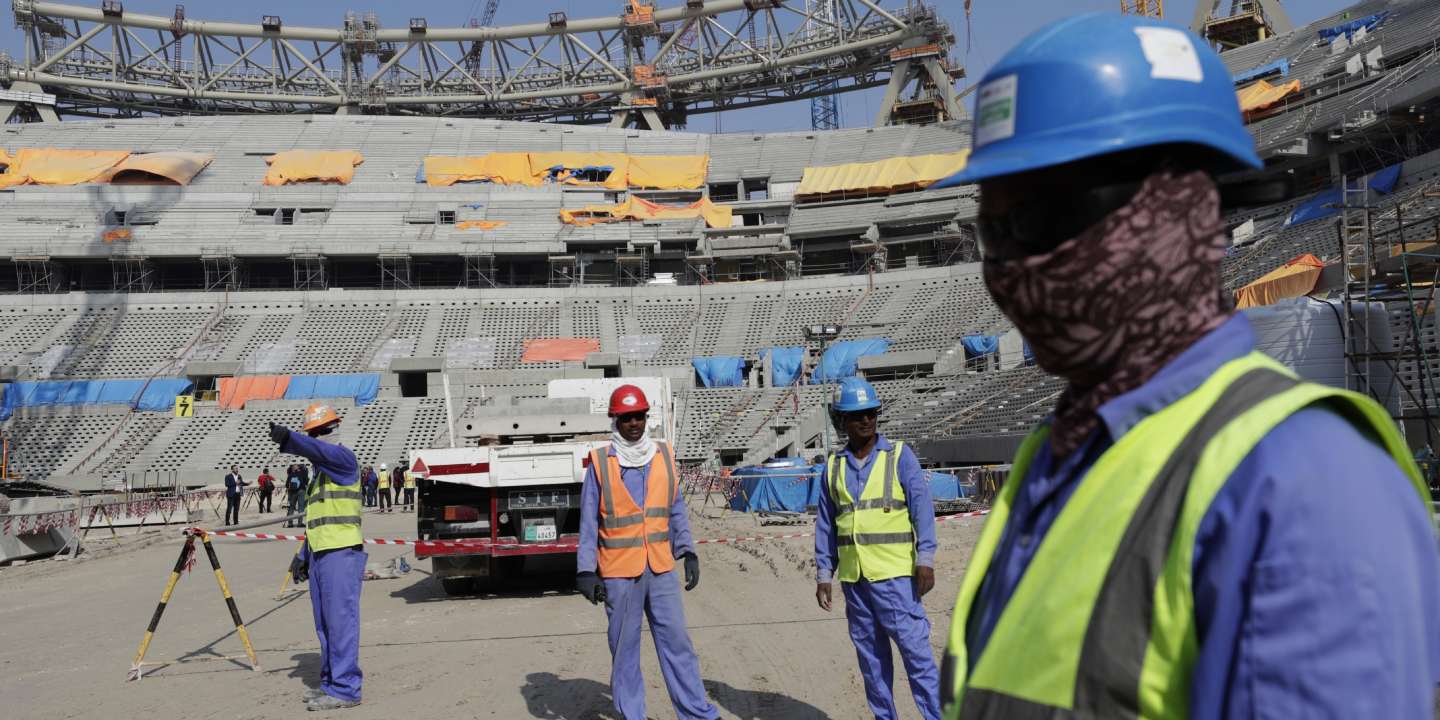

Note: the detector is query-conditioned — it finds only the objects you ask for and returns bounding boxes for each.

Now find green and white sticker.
[975,74,1017,147]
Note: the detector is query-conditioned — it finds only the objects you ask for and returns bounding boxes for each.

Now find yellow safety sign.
[174,395,194,417]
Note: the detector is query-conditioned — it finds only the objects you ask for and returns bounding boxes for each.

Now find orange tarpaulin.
[423,152,708,190]
[521,338,601,363]
[560,196,733,228]
[1237,79,1302,115]
[218,375,292,410]
[455,220,508,230]
[264,150,365,186]
[102,228,132,242]
[103,151,214,185]
[0,149,10,168]
[0,148,130,188]
[424,153,539,187]
[796,151,971,196]
[1234,253,1326,309]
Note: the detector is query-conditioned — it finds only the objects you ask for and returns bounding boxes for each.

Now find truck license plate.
[525,523,557,542]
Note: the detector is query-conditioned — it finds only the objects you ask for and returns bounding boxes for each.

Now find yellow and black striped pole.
[275,541,304,600]
[129,534,197,680]
[199,531,261,672]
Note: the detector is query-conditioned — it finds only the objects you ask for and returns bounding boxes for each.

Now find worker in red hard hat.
[576,384,719,720]
[269,403,365,711]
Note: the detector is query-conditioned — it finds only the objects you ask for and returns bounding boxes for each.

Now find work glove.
[268,422,290,449]
[576,571,606,605]
[289,552,309,584]
[683,552,700,591]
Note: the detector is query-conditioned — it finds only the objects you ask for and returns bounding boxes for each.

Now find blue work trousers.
[603,567,718,720]
[843,577,941,720]
[310,546,366,703]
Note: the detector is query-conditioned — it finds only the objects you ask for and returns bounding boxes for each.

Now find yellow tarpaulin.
[264,150,365,186]
[0,149,10,169]
[455,220,508,230]
[0,148,131,188]
[1237,79,1302,115]
[424,153,539,187]
[560,196,732,228]
[102,151,214,185]
[528,151,631,190]
[1234,253,1326,309]
[796,150,971,197]
[628,154,709,189]
[423,152,708,190]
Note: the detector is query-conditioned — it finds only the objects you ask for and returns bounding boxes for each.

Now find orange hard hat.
[608,384,650,416]
[302,403,340,432]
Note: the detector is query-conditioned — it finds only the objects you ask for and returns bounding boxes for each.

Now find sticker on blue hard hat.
[1133,27,1203,83]
[855,388,869,403]
[974,74,1017,147]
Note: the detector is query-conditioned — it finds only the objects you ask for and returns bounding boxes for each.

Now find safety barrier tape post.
[275,541,304,600]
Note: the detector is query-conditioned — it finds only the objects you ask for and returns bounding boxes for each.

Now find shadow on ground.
[517,671,832,719]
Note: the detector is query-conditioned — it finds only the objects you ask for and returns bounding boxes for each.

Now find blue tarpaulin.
[1233,58,1290,84]
[961,335,1000,358]
[810,338,892,384]
[927,470,974,500]
[0,378,194,419]
[1369,164,1401,194]
[759,347,806,387]
[282,374,380,406]
[1287,167,1403,226]
[1318,12,1387,42]
[692,356,745,388]
[728,461,820,512]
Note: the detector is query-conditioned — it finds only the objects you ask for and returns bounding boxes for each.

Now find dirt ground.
[0,498,984,720]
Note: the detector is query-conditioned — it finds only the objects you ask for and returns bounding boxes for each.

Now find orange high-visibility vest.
[590,443,678,578]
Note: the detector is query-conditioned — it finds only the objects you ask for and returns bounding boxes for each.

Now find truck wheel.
[440,577,475,596]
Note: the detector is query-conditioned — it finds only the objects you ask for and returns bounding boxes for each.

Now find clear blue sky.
[1,0,1360,132]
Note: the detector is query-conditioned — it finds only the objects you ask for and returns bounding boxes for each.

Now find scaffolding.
[291,250,327,290]
[14,253,59,294]
[201,248,239,292]
[1340,176,1440,451]
[548,255,579,288]
[616,251,651,287]
[110,253,155,293]
[379,248,412,290]
[463,252,497,288]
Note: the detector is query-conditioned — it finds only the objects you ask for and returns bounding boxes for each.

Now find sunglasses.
[615,412,648,424]
[841,409,879,422]
[978,179,1144,260]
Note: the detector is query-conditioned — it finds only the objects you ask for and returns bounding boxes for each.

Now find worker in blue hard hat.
[934,13,1440,719]
[814,376,940,720]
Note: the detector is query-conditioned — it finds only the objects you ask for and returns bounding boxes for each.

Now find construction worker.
[269,403,365,711]
[575,384,718,720]
[377,462,391,513]
[933,14,1440,718]
[402,465,417,511]
[814,376,939,720]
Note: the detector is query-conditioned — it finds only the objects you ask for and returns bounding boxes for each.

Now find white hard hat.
[380,463,388,470]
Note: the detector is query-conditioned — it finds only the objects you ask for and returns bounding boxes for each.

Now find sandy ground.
[0,497,984,720]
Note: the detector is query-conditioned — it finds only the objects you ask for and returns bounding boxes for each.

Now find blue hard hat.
[832,377,882,413]
[934,13,1262,188]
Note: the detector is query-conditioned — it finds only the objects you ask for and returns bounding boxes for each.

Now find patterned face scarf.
[982,169,1231,459]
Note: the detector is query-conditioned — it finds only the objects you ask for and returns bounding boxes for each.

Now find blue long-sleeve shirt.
[965,314,1440,717]
[283,431,358,487]
[577,444,697,574]
[814,437,937,583]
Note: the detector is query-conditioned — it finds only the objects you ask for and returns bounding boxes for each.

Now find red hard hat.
[608,385,650,416]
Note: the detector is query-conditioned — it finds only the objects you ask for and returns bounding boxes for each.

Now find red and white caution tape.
[199,509,989,550]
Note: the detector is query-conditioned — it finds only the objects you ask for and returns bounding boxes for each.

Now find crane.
[1120,1,1164,17]
[808,0,841,130]
[478,0,500,27]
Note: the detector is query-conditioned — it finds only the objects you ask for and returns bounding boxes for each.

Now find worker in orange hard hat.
[576,385,719,720]
[269,403,365,711]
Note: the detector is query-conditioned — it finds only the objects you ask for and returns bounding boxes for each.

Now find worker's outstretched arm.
[1191,408,1440,718]
[282,430,358,486]
[576,464,600,574]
